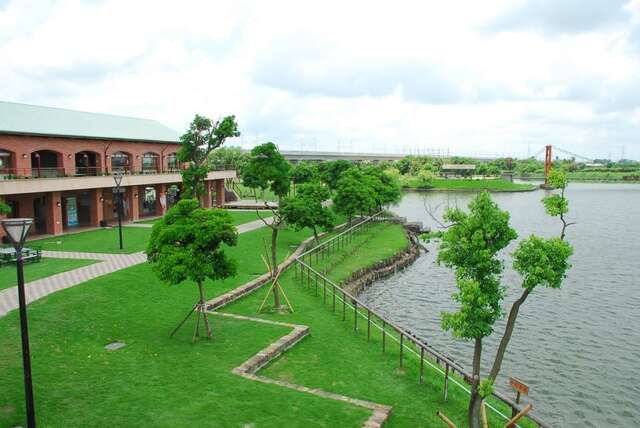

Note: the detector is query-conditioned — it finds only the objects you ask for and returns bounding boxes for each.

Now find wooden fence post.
[354,301,358,331]
[444,363,449,401]
[382,320,386,353]
[367,310,371,341]
[400,333,404,368]
[420,347,424,384]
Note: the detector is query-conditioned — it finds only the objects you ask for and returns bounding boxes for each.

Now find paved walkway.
[0,218,274,318]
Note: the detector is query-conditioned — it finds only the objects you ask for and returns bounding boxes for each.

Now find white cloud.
[1,0,639,160]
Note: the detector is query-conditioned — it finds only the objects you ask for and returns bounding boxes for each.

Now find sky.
[1,0,640,160]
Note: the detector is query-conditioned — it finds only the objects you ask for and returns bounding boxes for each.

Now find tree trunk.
[312,226,319,244]
[271,226,281,308]
[198,281,212,339]
[468,338,483,428]
[488,288,531,382]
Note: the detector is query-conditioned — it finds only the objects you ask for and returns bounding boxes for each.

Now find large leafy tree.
[437,184,573,427]
[178,114,240,200]
[146,199,238,340]
[241,142,291,309]
[362,165,402,210]
[318,160,353,190]
[333,168,376,224]
[208,146,250,175]
[290,161,317,194]
[282,182,335,243]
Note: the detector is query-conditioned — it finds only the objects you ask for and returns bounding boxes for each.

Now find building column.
[128,186,139,221]
[155,184,167,216]
[46,192,63,235]
[215,179,225,207]
[202,181,212,208]
[89,188,104,227]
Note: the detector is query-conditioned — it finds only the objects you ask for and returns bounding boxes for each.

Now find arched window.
[31,150,63,178]
[110,151,131,172]
[166,153,178,171]
[0,149,14,177]
[75,151,101,176]
[142,152,159,173]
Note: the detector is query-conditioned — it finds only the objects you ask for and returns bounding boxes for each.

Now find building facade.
[0,101,235,238]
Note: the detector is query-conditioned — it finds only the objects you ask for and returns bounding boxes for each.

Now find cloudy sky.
[2,0,640,160]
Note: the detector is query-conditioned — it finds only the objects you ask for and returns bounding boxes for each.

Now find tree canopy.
[281,182,335,242]
[208,146,249,175]
[318,160,353,190]
[178,114,240,199]
[333,168,376,223]
[146,199,238,339]
[242,142,291,199]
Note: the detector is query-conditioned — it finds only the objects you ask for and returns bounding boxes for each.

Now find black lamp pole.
[113,171,124,250]
[2,218,36,428]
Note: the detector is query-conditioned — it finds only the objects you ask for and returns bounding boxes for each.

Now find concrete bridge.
[280,150,405,164]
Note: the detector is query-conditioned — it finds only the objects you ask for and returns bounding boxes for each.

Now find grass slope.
[0,258,98,291]
[224,223,536,428]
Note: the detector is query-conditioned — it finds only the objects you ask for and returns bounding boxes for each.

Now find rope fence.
[291,213,550,428]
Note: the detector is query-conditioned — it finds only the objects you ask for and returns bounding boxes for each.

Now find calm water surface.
[359,183,640,427]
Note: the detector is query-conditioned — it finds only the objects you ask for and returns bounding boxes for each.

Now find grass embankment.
[27,227,152,254]
[0,258,98,291]
[224,223,535,428]
[518,171,640,182]
[402,177,535,191]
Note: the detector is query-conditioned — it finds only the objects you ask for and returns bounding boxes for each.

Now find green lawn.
[402,177,535,191]
[0,221,534,427]
[234,182,279,202]
[137,209,273,226]
[0,258,98,291]
[27,227,152,254]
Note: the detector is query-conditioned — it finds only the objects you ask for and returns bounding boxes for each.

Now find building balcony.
[0,165,236,196]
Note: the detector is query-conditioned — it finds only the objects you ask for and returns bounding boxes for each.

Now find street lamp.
[113,170,124,250]
[1,218,36,428]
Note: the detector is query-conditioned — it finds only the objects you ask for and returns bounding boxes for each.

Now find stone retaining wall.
[341,228,421,297]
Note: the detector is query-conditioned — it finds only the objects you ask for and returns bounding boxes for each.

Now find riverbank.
[401,177,536,192]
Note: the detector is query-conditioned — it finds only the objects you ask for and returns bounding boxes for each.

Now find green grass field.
[137,209,273,226]
[402,177,535,191]
[0,221,536,427]
[27,227,152,254]
[0,258,98,291]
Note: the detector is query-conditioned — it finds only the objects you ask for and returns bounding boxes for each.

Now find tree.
[291,161,317,194]
[436,190,573,427]
[542,169,573,240]
[318,160,353,190]
[334,168,375,224]
[178,114,240,200]
[208,146,249,174]
[241,142,291,310]
[362,165,402,210]
[417,169,435,187]
[282,182,335,243]
[146,199,238,340]
[0,201,10,215]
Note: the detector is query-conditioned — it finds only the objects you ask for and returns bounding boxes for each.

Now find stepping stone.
[105,341,126,351]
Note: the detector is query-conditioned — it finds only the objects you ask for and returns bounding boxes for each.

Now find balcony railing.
[0,164,236,181]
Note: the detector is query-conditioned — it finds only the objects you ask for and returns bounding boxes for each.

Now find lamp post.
[1,218,36,428]
[113,170,124,250]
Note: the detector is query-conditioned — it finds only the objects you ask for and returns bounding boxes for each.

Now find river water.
[359,183,640,427]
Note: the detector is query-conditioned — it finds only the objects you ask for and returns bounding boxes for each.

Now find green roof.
[0,101,180,144]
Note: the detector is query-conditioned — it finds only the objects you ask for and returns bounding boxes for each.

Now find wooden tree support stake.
[436,411,458,428]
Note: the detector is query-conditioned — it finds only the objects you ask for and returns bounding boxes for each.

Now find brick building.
[0,101,235,237]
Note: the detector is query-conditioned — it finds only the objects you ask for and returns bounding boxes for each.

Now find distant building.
[440,164,475,178]
[0,101,235,238]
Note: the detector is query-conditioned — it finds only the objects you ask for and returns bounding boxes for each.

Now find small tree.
[436,184,573,427]
[417,169,435,187]
[0,201,10,215]
[318,159,353,190]
[334,168,376,225]
[363,165,402,210]
[208,146,249,174]
[282,182,335,243]
[146,199,238,340]
[241,142,291,310]
[178,114,240,200]
[291,161,317,194]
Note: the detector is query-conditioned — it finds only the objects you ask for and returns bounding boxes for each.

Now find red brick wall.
[0,134,181,176]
